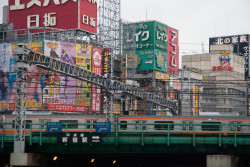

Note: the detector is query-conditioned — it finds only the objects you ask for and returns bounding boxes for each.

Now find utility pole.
[13,46,28,153]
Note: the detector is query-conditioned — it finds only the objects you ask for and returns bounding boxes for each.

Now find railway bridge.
[1,121,250,166]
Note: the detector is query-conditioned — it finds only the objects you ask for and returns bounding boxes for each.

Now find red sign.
[212,66,233,72]
[168,27,179,75]
[43,103,86,112]
[91,47,102,113]
[8,0,97,34]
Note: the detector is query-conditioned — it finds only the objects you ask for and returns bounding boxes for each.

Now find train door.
[229,121,242,132]
[182,121,193,132]
[135,120,146,131]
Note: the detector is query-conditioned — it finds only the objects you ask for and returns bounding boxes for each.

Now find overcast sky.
[1,0,250,62]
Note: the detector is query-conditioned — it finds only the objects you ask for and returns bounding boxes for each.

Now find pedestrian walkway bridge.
[1,122,250,154]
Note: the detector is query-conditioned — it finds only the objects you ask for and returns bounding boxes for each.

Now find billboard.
[0,43,11,111]
[9,41,44,111]
[0,40,106,113]
[191,85,200,116]
[123,21,179,75]
[9,0,97,34]
[91,47,102,113]
[76,44,92,113]
[209,34,250,79]
[168,27,179,75]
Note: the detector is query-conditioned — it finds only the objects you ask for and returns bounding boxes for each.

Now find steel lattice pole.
[13,46,27,153]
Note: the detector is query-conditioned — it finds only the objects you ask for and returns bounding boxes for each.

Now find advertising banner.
[91,47,102,113]
[9,0,97,34]
[154,49,168,73]
[0,43,11,111]
[43,40,61,111]
[9,41,44,111]
[155,71,169,82]
[60,42,76,105]
[76,44,92,113]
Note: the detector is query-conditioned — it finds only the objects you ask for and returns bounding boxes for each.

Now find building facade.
[182,45,247,116]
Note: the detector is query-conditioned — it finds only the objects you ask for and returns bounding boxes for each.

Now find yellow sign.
[113,103,121,114]
[155,71,169,81]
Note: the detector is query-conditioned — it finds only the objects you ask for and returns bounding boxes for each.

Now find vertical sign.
[76,44,92,113]
[92,47,102,113]
[122,54,127,83]
[168,27,179,75]
[43,40,61,111]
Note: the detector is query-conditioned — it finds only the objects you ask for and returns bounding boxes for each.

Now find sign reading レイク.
[8,0,97,34]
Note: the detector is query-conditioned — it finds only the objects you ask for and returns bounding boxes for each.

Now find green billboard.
[123,21,168,73]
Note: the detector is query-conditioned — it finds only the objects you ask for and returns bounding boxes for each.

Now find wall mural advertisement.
[1,41,102,113]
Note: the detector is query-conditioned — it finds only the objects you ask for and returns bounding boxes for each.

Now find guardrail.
[1,122,250,149]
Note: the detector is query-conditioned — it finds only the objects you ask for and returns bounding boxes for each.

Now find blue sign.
[95,122,111,133]
[147,106,152,115]
[46,122,62,132]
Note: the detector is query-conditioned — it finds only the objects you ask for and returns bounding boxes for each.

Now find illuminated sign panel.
[8,0,97,34]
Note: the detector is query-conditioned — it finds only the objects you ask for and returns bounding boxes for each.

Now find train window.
[86,120,96,129]
[12,120,32,129]
[120,121,127,130]
[39,119,51,129]
[135,121,146,131]
[182,121,187,130]
[201,122,221,131]
[59,120,78,129]
[154,121,174,130]
[189,122,193,131]
[135,121,140,130]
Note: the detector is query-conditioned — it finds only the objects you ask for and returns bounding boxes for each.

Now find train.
[1,114,250,135]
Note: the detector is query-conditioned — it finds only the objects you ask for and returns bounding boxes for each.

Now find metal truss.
[97,0,121,54]
[17,44,179,113]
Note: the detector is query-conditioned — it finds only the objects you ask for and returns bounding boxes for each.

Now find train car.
[118,115,250,134]
[0,114,107,135]
[1,114,250,135]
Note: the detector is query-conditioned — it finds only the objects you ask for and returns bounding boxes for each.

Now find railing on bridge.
[1,122,250,149]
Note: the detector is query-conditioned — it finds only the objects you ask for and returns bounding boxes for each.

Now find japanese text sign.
[9,0,97,34]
